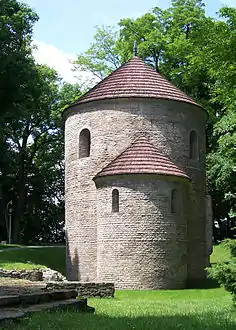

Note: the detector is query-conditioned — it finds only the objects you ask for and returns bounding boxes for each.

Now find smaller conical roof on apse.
[67,56,201,109]
[94,136,189,180]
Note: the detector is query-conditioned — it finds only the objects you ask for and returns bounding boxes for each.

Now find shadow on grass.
[0,247,66,275]
[186,277,220,289]
[7,310,236,330]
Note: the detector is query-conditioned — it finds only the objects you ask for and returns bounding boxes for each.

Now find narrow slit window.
[79,129,91,158]
[171,189,178,214]
[112,189,119,213]
[189,130,198,160]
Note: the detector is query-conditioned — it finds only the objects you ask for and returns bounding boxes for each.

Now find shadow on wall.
[71,248,80,281]
[66,231,80,281]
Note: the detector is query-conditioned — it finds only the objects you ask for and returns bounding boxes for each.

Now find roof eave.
[93,172,190,182]
[62,95,206,120]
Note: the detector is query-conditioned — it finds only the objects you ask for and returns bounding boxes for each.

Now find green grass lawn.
[0,247,66,274]
[0,244,23,250]
[210,244,232,264]
[1,243,235,329]
[7,289,236,330]
[0,243,228,275]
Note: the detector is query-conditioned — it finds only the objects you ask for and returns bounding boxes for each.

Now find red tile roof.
[94,136,189,180]
[72,56,200,108]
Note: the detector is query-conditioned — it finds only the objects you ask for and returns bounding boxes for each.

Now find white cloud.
[33,40,95,85]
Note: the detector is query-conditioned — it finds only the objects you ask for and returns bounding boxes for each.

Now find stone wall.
[46,282,115,298]
[64,97,207,287]
[95,174,189,290]
[0,269,43,281]
[0,268,66,282]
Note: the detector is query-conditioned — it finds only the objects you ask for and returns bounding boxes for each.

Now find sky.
[23,0,236,83]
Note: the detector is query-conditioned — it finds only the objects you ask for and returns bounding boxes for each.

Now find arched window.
[79,129,91,158]
[112,189,119,213]
[189,130,198,160]
[171,189,178,214]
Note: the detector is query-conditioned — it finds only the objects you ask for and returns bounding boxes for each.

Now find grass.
[0,243,229,275]
[0,247,66,274]
[1,243,235,329]
[210,244,231,264]
[6,289,236,330]
[0,244,23,250]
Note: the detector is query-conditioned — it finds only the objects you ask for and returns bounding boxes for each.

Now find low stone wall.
[46,281,115,298]
[0,269,43,281]
[0,269,115,298]
[0,268,66,282]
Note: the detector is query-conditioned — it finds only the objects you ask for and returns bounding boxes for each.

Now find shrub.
[221,239,236,257]
[207,239,236,303]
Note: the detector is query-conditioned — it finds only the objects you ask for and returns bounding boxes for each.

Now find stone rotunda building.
[63,56,212,290]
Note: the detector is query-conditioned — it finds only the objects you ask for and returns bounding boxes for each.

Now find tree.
[1,65,60,242]
[0,0,38,118]
[1,64,82,243]
[205,7,236,225]
[0,0,83,243]
[74,0,236,228]
[0,0,38,241]
[74,26,121,80]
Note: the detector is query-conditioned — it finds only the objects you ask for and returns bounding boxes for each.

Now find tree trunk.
[12,133,28,243]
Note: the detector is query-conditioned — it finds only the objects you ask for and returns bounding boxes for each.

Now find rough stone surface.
[46,281,115,298]
[64,75,209,288]
[0,268,66,282]
[0,278,46,297]
[41,268,66,282]
[0,296,94,325]
[95,175,189,289]
[0,269,43,281]
[0,295,20,306]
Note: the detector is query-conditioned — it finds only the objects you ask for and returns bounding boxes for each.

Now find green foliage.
[1,0,236,243]
[74,26,121,79]
[221,239,236,258]
[208,240,236,303]
[208,262,236,303]
[0,0,83,243]
[74,0,236,224]
[0,0,38,118]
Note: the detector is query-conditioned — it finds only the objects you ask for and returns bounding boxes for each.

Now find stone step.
[0,290,77,308]
[46,281,115,298]
[0,298,95,325]
[0,295,20,307]
[0,309,26,323]
[25,298,95,313]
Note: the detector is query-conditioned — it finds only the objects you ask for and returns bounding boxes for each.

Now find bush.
[221,239,236,257]
[207,239,236,303]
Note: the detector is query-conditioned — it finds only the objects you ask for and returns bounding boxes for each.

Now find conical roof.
[71,56,200,108]
[94,136,189,180]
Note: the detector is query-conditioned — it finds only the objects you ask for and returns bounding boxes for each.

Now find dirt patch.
[0,277,46,296]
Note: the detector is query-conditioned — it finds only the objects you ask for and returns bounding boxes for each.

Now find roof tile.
[94,136,189,180]
[72,56,200,107]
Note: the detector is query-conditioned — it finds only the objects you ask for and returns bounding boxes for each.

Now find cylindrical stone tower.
[63,56,209,288]
[93,137,190,289]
